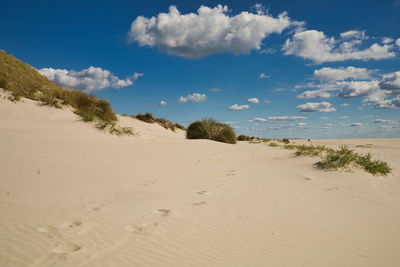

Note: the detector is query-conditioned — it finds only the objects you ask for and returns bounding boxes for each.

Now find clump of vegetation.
[295,144,330,157]
[312,145,391,176]
[284,144,296,150]
[316,145,356,169]
[268,142,279,147]
[0,50,131,135]
[238,134,271,143]
[94,120,134,136]
[174,123,186,131]
[281,138,290,144]
[134,112,183,132]
[316,146,391,175]
[355,153,391,175]
[272,141,391,176]
[186,118,236,144]
[237,135,251,141]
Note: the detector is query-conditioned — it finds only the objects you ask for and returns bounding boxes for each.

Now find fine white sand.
[1,90,400,266]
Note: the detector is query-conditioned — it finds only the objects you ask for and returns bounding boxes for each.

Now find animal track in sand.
[51,243,81,254]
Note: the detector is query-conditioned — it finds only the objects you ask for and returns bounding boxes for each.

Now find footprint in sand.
[226,170,236,176]
[193,201,208,206]
[84,203,104,211]
[37,221,83,238]
[125,223,158,235]
[156,209,171,217]
[196,190,208,195]
[51,243,81,254]
[326,187,339,191]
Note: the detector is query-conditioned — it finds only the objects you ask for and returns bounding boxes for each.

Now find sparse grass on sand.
[0,49,132,136]
[269,141,391,176]
[186,118,236,144]
[317,146,391,175]
[122,112,184,132]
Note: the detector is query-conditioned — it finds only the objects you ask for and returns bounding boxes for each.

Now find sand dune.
[1,92,400,266]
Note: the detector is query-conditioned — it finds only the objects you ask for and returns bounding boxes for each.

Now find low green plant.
[268,142,279,147]
[284,144,296,150]
[316,145,391,176]
[295,144,321,157]
[95,121,134,136]
[186,118,236,144]
[316,145,356,169]
[355,153,391,175]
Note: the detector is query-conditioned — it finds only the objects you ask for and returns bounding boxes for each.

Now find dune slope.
[1,93,400,267]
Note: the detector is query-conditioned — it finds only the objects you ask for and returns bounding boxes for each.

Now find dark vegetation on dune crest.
[186,118,236,144]
[0,50,133,135]
[121,112,185,132]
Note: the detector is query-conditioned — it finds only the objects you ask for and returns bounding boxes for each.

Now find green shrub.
[186,118,236,144]
[281,138,290,144]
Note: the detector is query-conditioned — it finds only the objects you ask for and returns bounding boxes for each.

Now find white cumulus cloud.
[374,96,400,109]
[248,97,260,104]
[382,37,394,44]
[128,5,291,58]
[259,73,270,79]
[178,93,207,103]
[297,102,336,112]
[159,100,167,106]
[313,66,372,82]
[283,30,395,63]
[39,67,142,91]
[297,90,331,99]
[379,71,400,95]
[229,104,249,110]
[396,38,400,48]
[337,80,380,98]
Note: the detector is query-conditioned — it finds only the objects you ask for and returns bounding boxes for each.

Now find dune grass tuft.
[186,118,236,144]
[133,112,183,131]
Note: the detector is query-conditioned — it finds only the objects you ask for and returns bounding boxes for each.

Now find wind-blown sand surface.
[1,92,400,266]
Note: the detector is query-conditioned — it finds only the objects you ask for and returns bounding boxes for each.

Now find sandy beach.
[1,93,400,266]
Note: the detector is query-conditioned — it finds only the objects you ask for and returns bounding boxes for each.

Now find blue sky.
[1,0,400,138]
